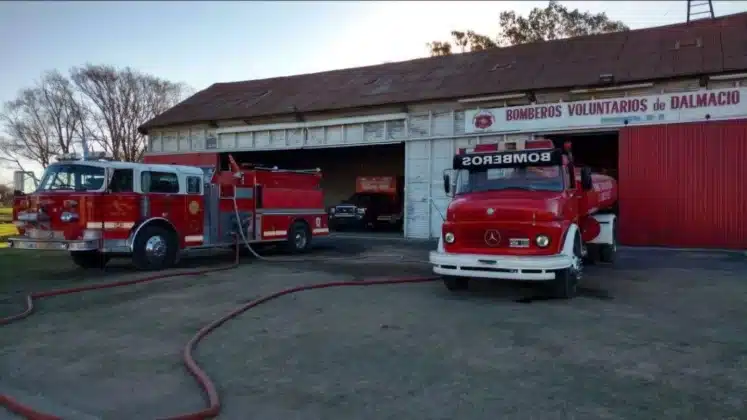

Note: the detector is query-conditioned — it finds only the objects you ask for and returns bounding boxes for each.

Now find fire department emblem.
[188,200,200,215]
[484,229,501,247]
[472,110,495,130]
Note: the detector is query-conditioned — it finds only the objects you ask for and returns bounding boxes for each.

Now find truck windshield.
[37,163,106,192]
[455,166,564,194]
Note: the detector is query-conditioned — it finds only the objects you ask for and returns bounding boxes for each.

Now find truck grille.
[335,206,356,214]
[459,226,529,249]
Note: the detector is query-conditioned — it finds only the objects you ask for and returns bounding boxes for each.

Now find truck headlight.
[444,232,455,244]
[356,207,366,215]
[536,235,550,248]
[329,207,335,214]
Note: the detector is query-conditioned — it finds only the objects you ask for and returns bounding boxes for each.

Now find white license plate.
[509,238,530,248]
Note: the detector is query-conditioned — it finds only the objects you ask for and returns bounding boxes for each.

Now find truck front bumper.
[429,250,573,281]
[7,236,100,252]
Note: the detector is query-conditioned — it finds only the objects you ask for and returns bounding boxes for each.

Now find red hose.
[0,245,438,420]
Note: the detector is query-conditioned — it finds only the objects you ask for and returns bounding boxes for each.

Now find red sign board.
[356,176,397,194]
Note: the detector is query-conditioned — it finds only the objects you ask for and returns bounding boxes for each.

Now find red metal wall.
[143,152,218,167]
[619,120,747,249]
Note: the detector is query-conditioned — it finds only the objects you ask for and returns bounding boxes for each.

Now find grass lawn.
[0,207,17,248]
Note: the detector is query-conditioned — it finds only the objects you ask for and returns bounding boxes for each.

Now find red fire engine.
[430,139,618,299]
[9,152,329,270]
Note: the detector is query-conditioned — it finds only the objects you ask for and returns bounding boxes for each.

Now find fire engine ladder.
[687,0,715,22]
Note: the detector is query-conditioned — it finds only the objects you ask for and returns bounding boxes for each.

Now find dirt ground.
[1,236,747,420]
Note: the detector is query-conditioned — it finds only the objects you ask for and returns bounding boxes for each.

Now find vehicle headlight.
[356,207,366,214]
[444,232,455,244]
[60,212,79,222]
[535,235,550,248]
[329,207,335,214]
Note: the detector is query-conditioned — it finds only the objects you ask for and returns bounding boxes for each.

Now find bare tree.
[71,64,189,162]
[0,71,82,182]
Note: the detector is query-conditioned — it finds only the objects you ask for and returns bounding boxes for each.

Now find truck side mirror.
[580,167,593,191]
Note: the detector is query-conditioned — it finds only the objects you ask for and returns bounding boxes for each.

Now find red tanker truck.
[429,138,618,299]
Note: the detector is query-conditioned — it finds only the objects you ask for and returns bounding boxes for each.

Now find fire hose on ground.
[0,197,437,420]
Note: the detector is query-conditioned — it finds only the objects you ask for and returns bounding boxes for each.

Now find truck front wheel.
[550,234,583,299]
[443,276,469,291]
[132,225,178,271]
[70,250,110,269]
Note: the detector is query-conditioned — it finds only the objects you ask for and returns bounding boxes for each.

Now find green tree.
[427,1,629,56]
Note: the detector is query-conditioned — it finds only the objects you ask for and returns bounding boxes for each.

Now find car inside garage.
[223,143,406,235]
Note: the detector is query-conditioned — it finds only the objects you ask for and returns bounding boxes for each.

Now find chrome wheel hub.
[571,255,583,281]
[145,235,167,260]
[294,231,307,249]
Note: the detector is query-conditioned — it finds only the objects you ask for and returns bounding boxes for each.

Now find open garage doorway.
[223,143,406,237]
[545,131,620,213]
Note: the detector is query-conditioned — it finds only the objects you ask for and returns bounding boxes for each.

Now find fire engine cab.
[9,152,329,270]
[430,139,618,299]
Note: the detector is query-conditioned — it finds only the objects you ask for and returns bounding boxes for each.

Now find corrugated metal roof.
[140,12,747,132]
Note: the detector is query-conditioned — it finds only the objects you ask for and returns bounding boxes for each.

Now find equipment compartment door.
[183,175,206,246]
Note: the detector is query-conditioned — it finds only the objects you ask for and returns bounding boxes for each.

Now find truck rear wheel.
[286,221,312,253]
[70,250,110,269]
[132,225,178,271]
[599,221,617,264]
[443,276,469,291]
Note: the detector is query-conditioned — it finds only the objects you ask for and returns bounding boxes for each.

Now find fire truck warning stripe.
[256,209,327,215]
[313,228,329,234]
[185,235,204,242]
[86,222,135,230]
[264,230,288,237]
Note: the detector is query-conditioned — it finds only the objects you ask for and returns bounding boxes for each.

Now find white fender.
[560,223,580,258]
[588,213,616,245]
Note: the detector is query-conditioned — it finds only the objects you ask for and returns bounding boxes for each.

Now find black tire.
[599,221,617,264]
[132,225,178,271]
[286,221,312,254]
[584,244,599,265]
[70,250,110,269]
[443,276,469,291]
[549,234,582,299]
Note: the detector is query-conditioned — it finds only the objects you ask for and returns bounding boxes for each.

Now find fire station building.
[139,12,747,250]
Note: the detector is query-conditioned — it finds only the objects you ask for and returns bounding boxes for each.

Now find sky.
[1,0,746,186]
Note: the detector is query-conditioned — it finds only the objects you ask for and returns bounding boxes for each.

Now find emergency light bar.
[56,151,113,162]
[453,149,563,170]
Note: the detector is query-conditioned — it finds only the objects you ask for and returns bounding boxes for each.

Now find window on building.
[109,169,134,192]
[187,176,202,194]
[141,171,179,193]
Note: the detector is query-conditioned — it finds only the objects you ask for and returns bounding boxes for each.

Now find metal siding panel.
[619,120,747,249]
[430,139,453,237]
[405,140,430,238]
[431,111,453,137]
[408,113,430,138]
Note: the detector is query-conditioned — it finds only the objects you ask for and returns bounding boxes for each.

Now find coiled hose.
[0,197,437,420]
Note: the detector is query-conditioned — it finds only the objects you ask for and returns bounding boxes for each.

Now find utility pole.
[687,0,715,22]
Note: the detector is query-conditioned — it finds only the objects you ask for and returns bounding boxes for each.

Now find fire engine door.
[564,165,580,224]
[184,175,205,245]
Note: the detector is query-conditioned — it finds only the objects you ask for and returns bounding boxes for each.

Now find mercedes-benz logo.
[484,229,501,246]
